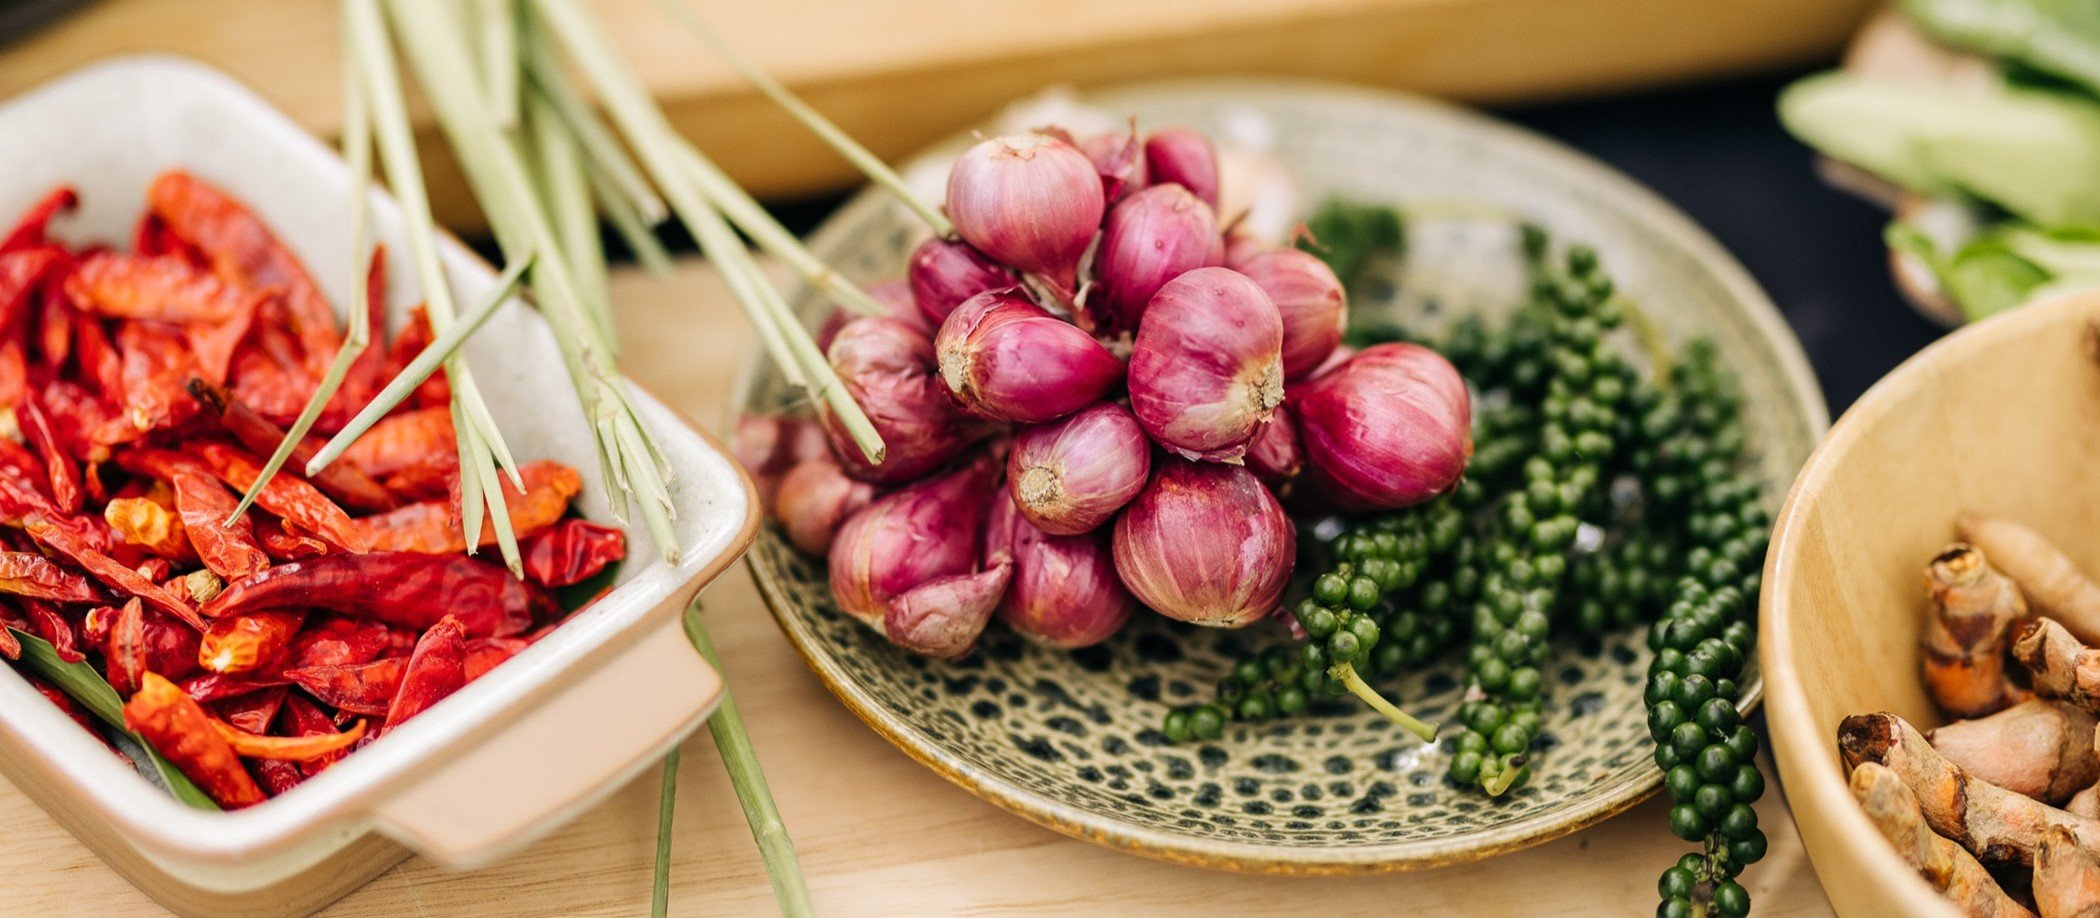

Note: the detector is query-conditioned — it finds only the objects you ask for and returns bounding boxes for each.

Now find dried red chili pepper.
[182,671,290,704]
[165,468,269,580]
[67,253,266,325]
[15,394,81,514]
[284,656,402,716]
[0,551,102,604]
[356,461,581,555]
[38,378,126,459]
[0,339,26,419]
[0,247,66,332]
[278,695,353,776]
[123,671,267,808]
[287,615,391,668]
[340,407,455,479]
[462,635,529,682]
[379,615,466,735]
[520,519,626,588]
[0,608,20,660]
[202,551,550,638]
[191,442,367,553]
[104,496,196,562]
[213,715,365,762]
[36,283,73,374]
[107,597,148,694]
[25,520,203,630]
[0,187,77,254]
[188,379,396,513]
[147,171,340,372]
[384,306,451,408]
[213,686,287,735]
[252,518,329,562]
[324,246,393,423]
[115,321,199,435]
[0,436,48,488]
[198,609,303,675]
[72,314,123,401]
[132,212,204,265]
[22,599,84,663]
[134,557,175,583]
[229,334,313,426]
[255,758,304,796]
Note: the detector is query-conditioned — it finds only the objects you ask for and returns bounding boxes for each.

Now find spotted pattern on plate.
[739,80,1825,871]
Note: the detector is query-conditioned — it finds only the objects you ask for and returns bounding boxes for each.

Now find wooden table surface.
[0,261,1836,916]
[0,0,1878,224]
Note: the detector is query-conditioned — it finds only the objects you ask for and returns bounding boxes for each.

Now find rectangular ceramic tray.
[0,56,758,917]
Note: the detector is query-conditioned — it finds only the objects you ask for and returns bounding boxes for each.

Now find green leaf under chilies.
[7,628,220,811]
[1901,0,2100,99]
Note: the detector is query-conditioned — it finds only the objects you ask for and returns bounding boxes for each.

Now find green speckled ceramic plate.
[737,80,1828,873]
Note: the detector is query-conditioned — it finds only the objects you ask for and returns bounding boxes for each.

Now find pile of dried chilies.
[0,176,624,809]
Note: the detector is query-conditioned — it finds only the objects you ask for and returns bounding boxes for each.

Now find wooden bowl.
[1763,291,2100,916]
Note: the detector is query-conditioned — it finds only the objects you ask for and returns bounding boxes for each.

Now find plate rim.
[746,76,1830,873]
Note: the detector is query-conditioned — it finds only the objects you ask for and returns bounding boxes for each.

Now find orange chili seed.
[122,671,266,808]
[210,717,366,763]
[198,609,304,675]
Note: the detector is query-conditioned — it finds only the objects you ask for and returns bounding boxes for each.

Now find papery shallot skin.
[1085,184,1224,337]
[1244,402,1304,491]
[1077,125,1147,205]
[1235,248,1346,380]
[907,237,1014,328]
[1142,128,1220,209]
[1112,460,1294,628]
[1293,343,1472,511]
[1126,267,1284,461]
[823,317,976,483]
[984,494,1133,648]
[1006,402,1150,535]
[774,460,876,556]
[935,289,1124,423]
[827,456,996,628]
[946,134,1103,292]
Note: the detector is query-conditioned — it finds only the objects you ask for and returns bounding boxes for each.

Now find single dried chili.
[167,468,269,580]
[520,519,626,588]
[22,599,85,663]
[25,520,204,630]
[284,657,402,716]
[287,615,392,668]
[18,391,82,515]
[104,496,196,562]
[356,461,580,554]
[0,187,77,254]
[340,406,455,479]
[188,379,395,512]
[146,171,339,372]
[462,635,530,682]
[191,442,367,553]
[213,686,287,735]
[379,615,466,735]
[180,670,290,704]
[212,716,365,762]
[123,671,267,808]
[198,610,304,675]
[202,551,551,638]
[0,551,101,604]
[251,518,329,562]
[115,321,199,435]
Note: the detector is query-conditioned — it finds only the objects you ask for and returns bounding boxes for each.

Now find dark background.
[762,71,1948,416]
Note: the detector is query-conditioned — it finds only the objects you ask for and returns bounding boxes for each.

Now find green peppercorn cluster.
[1442,238,1638,795]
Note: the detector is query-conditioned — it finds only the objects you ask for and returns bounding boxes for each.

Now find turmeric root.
[1850,762,2035,918]
[2036,826,2100,918]
[1839,712,2100,866]
[2018,619,2100,713]
[1930,700,2100,805]
[1925,543,2032,717]
[1961,515,2100,644]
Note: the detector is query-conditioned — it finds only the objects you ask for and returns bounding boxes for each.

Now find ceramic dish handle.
[370,609,722,868]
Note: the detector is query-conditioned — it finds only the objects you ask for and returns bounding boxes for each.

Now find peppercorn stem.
[1333,664,1439,743]
[682,600,814,918]
[646,0,952,237]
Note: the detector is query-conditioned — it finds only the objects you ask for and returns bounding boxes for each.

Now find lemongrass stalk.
[521,26,668,226]
[227,7,377,523]
[308,252,535,474]
[527,88,619,354]
[454,401,489,559]
[646,0,949,237]
[346,0,522,521]
[651,743,681,918]
[478,0,519,130]
[588,158,674,278]
[462,409,523,572]
[718,251,808,391]
[672,144,884,318]
[526,0,885,465]
[383,0,680,562]
[681,600,813,918]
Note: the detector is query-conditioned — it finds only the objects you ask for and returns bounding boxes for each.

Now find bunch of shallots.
[743,124,1473,659]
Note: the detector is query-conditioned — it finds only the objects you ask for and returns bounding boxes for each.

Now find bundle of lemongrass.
[240,1,953,914]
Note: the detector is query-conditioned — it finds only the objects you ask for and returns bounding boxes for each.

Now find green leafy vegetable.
[8,629,219,811]
[1886,218,2100,320]
[1778,72,2100,228]
[1902,0,2100,98]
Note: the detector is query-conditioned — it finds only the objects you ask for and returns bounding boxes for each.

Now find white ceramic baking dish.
[0,57,757,916]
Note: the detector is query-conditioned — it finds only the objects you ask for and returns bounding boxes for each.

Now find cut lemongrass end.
[1335,664,1439,744]
[307,251,535,476]
[647,0,951,238]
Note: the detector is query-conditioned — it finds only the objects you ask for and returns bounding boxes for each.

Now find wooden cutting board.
[0,260,1834,915]
[0,0,1877,223]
